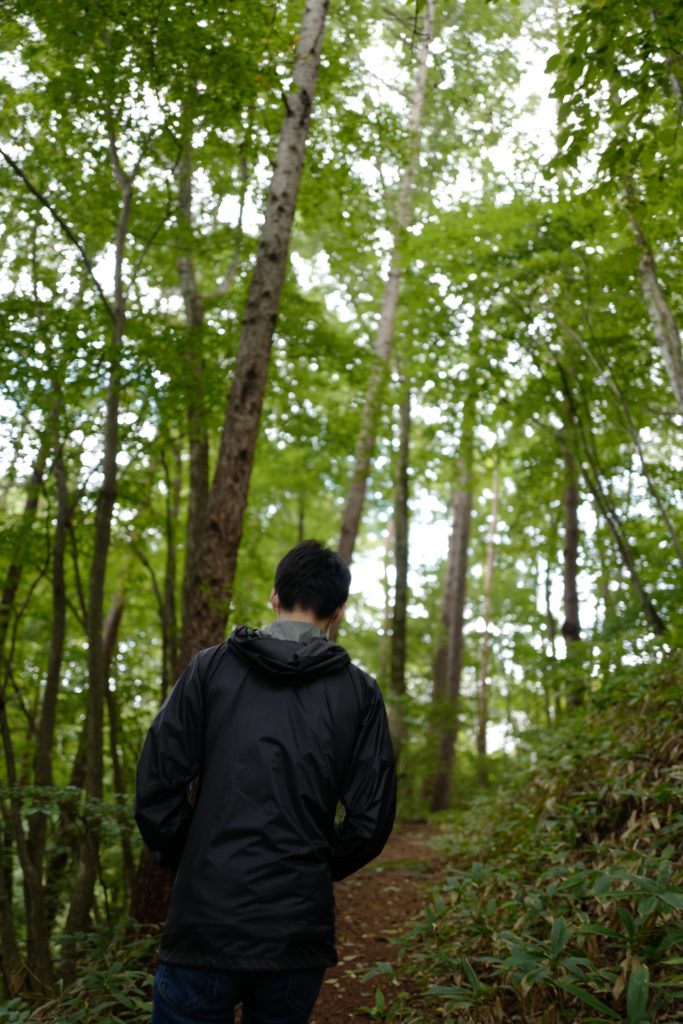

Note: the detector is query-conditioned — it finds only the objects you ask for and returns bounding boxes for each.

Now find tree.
[428,386,475,813]
[179,0,331,666]
[335,0,435,573]
[388,384,411,757]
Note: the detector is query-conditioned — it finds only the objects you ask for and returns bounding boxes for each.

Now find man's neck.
[276,606,330,632]
[263,620,328,642]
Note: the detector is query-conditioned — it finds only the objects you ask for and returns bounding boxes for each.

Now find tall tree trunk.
[128,453,181,923]
[542,539,561,722]
[476,465,499,786]
[429,398,474,812]
[0,828,23,996]
[102,597,135,897]
[557,315,683,569]
[559,367,666,635]
[336,0,435,572]
[378,517,395,687]
[627,206,683,412]
[561,404,584,707]
[176,137,210,654]
[0,697,54,990]
[561,438,581,646]
[179,0,330,669]
[44,718,87,930]
[27,440,69,876]
[162,447,181,701]
[595,525,620,681]
[426,498,459,799]
[388,388,410,759]
[133,450,180,702]
[0,442,49,664]
[0,437,53,990]
[62,136,133,954]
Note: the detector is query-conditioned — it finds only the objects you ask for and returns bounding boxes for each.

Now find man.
[136,540,397,1024]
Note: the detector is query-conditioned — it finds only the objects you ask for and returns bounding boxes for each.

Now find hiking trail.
[311,823,444,1022]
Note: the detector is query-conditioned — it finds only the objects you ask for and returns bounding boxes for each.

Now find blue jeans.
[151,962,325,1024]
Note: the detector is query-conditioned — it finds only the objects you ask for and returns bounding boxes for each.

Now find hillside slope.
[380,653,683,1023]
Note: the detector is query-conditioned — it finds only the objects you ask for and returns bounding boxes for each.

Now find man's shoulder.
[345,659,383,702]
[346,659,374,683]
[192,640,235,678]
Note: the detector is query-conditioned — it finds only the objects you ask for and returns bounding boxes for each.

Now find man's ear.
[270,589,281,612]
[329,604,345,627]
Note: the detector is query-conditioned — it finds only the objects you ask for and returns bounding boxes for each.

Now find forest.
[0,0,682,1020]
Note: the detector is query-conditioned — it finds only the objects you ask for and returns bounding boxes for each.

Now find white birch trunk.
[476,466,500,784]
[336,0,435,569]
[629,211,683,412]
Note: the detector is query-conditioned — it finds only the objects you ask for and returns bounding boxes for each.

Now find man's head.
[271,540,351,632]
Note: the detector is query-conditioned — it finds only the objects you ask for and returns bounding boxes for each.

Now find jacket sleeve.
[135,652,205,870]
[331,677,397,881]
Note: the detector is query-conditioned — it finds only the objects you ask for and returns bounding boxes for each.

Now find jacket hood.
[227,625,350,680]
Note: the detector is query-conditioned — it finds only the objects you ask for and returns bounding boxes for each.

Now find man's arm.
[135,652,205,869]
[331,678,397,881]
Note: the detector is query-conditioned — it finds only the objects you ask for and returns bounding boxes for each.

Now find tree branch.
[0,146,114,320]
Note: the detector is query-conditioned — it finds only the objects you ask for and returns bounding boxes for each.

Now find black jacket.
[135,625,396,970]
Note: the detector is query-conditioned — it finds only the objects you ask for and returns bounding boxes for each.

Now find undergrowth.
[1,925,159,1024]
[3,655,681,1023]
[368,652,683,1023]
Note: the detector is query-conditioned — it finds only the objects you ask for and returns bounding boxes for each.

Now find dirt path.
[310,824,443,1023]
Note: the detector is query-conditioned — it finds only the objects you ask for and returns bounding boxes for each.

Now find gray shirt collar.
[260,620,327,642]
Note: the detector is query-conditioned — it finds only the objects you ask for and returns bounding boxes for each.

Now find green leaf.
[659,892,683,910]
[362,962,394,981]
[618,909,637,938]
[594,875,613,896]
[638,895,659,918]
[555,980,620,1019]
[427,984,472,1005]
[627,964,649,1024]
[462,957,482,993]
[550,917,571,957]
[580,924,622,940]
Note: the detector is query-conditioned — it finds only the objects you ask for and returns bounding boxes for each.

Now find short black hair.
[274,540,351,619]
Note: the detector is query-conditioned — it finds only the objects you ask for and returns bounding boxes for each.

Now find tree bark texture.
[628,209,683,412]
[102,597,136,896]
[0,436,53,989]
[179,0,330,669]
[0,831,23,996]
[561,402,585,707]
[336,0,435,571]
[388,389,410,758]
[175,140,210,660]
[162,448,181,699]
[27,441,69,878]
[63,139,132,950]
[542,533,561,723]
[561,434,581,647]
[0,696,54,990]
[0,442,49,666]
[377,517,395,687]
[476,466,499,786]
[429,402,474,813]
[44,719,87,930]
